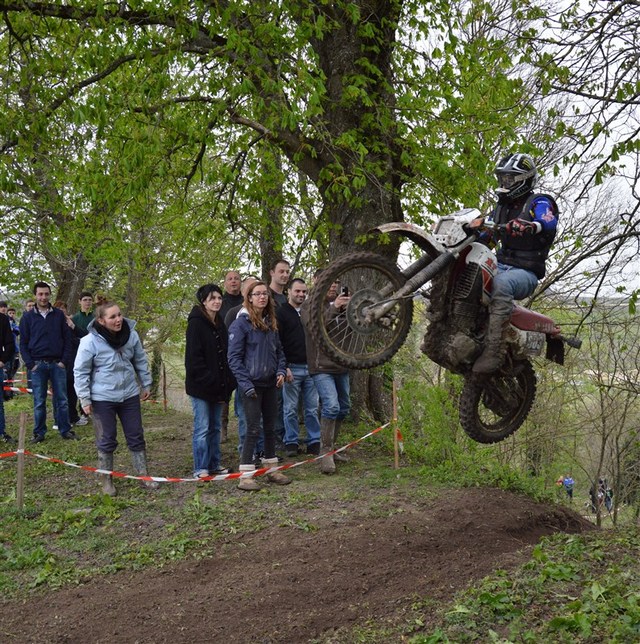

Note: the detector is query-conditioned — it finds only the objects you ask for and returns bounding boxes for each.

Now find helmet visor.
[498,174,519,189]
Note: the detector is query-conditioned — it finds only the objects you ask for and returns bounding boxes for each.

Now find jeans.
[0,370,5,436]
[491,263,539,317]
[312,372,350,421]
[240,387,277,465]
[66,369,80,424]
[283,364,320,446]
[275,387,285,447]
[235,392,264,455]
[190,396,223,475]
[31,360,71,437]
[92,396,146,453]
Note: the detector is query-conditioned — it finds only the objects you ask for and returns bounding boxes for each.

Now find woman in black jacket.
[185,284,236,478]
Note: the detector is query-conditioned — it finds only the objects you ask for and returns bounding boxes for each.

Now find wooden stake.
[392,379,399,469]
[162,361,168,413]
[16,411,26,511]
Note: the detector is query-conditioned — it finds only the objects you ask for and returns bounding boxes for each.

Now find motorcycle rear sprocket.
[307,251,413,370]
[458,360,537,443]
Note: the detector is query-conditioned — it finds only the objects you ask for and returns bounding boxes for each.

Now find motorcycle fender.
[372,222,445,256]
[466,242,497,305]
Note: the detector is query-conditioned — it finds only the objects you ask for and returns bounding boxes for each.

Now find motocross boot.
[472,314,510,374]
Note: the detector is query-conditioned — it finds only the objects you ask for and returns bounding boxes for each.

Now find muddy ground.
[0,382,595,643]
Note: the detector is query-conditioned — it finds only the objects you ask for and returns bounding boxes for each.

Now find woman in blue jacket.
[74,301,159,496]
[227,281,290,490]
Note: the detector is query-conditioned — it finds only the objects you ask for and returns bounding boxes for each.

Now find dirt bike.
[307,208,581,444]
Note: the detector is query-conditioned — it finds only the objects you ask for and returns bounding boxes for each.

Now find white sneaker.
[75,417,89,426]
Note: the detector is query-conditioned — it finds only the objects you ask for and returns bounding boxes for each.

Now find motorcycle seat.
[510,305,560,335]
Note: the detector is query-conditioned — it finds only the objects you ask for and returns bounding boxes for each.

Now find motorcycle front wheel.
[458,360,537,443]
[307,251,413,370]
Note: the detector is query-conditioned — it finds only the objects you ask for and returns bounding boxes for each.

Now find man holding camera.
[300,270,351,475]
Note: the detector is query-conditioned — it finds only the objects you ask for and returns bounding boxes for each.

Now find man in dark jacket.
[300,273,351,474]
[0,311,16,443]
[19,282,77,443]
[276,278,321,456]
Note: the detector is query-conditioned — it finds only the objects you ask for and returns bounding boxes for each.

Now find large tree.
[0,0,539,295]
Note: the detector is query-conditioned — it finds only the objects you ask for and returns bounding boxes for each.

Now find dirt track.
[0,486,593,643]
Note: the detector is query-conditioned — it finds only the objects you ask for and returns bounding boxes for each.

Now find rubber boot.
[263,457,291,486]
[130,450,160,490]
[97,450,117,497]
[332,419,350,463]
[472,314,510,374]
[238,463,261,491]
[320,417,336,474]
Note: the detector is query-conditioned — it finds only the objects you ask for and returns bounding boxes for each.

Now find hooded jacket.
[73,318,151,407]
[227,311,286,395]
[185,305,236,402]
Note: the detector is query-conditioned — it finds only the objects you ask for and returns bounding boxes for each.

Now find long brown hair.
[244,281,277,332]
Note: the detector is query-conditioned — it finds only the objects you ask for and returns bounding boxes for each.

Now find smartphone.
[341,286,349,296]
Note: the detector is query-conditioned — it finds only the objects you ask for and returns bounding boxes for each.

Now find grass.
[411,530,640,643]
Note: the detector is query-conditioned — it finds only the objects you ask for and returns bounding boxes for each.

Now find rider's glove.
[244,387,257,399]
[506,219,539,237]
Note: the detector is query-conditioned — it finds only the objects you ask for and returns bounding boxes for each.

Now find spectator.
[219,270,243,323]
[219,270,243,444]
[0,310,16,443]
[54,301,89,428]
[224,276,264,460]
[268,259,290,449]
[562,475,574,501]
[72,291,95,333]
[6,307,20,385]
[300,272,351,474]
[228,281,290,490]
[604,484,614,512]
[19,282,77,443]
[268,258,291,308]
[74,301,159,495]
[22,300,35,389]
[185,284,236,479]
[276,278,321,457]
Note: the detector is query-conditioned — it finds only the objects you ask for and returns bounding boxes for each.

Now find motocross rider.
[470,153,559,373]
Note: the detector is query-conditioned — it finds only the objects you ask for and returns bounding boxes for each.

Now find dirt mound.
[0,487,592,643]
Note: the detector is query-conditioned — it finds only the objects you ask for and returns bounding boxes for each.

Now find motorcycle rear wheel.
[307,251,413,370]
[458,360,537,443]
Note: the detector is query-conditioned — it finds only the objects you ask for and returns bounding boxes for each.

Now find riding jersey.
[491,192,559,279]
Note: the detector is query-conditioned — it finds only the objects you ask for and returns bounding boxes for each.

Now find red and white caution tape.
[3,385,37,395]
[0,422,391,483]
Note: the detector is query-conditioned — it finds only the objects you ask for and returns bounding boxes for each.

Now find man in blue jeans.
[277,278,321,456]
[301,273,351,474]
[19,282,78,443]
